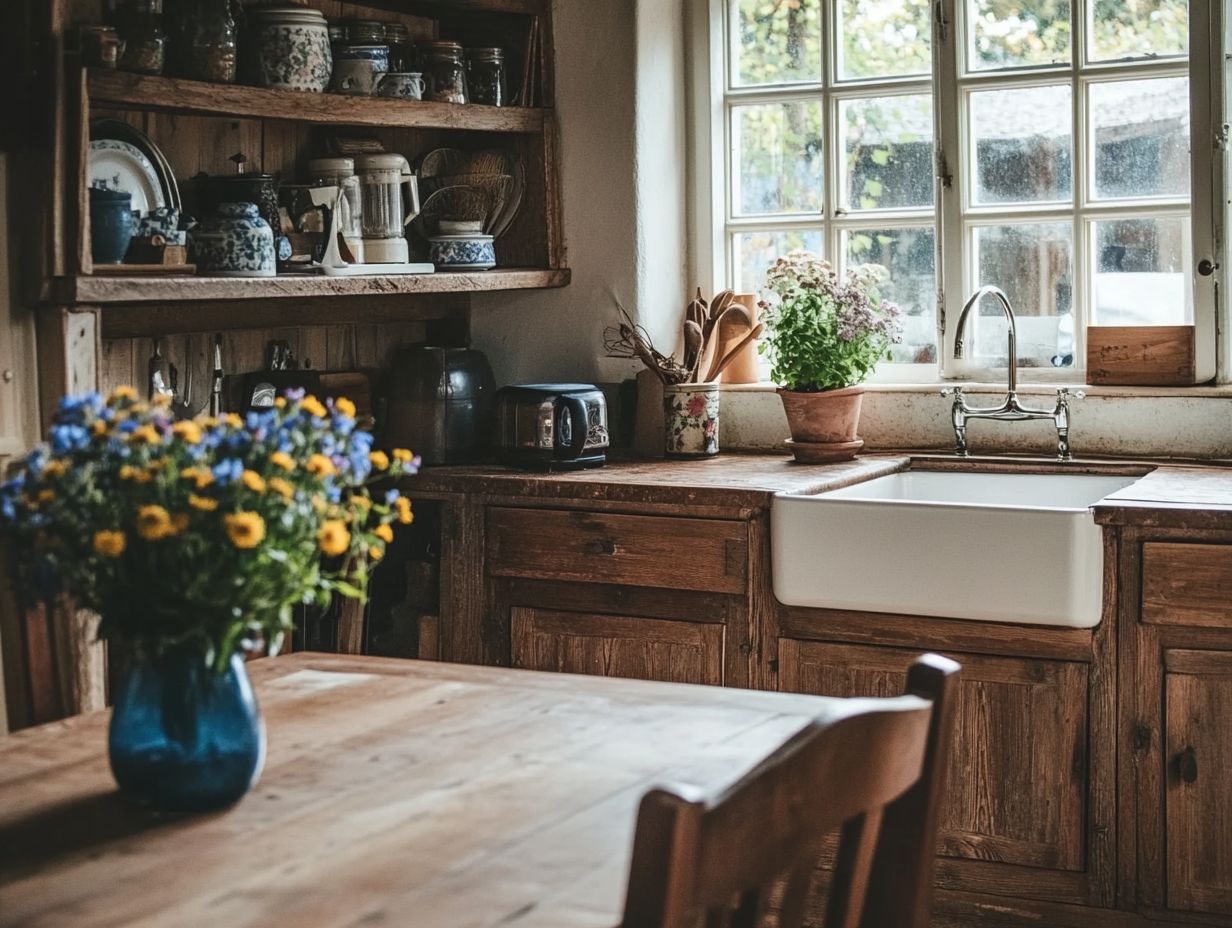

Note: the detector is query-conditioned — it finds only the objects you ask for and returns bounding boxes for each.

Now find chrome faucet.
[941,285,1084,461]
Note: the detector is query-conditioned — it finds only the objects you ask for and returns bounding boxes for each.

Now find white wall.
[470,0,687,387]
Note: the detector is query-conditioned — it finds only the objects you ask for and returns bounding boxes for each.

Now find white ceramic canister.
[244,6,332,92]
[663,382,720,457]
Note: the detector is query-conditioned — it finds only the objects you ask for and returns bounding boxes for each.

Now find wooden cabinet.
[1123,529,1232,921]
[511,607,724,685]
[779,640,1088,874]
[1162,649,1232,914]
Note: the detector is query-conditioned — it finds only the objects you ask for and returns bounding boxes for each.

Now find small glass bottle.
[423,41,468,104]
[466,47,505,106]
[115,0,167,75]
[384,22,417,73]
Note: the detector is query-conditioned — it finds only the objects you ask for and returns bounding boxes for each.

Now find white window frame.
[688,0,1228,384]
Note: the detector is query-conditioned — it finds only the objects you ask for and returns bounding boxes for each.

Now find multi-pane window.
[709,0,1217,381]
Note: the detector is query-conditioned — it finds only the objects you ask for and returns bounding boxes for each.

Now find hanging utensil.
[682,319,704,376]
[208,334,224,417]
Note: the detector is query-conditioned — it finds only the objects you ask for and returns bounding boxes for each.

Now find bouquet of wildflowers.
[0,387,420,670]
[761,251,904,392]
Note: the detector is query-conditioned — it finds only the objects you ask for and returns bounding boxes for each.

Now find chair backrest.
[620,653,960,928]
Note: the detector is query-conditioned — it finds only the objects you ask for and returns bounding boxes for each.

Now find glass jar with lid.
[423,41,468,104]
[383,22,419,73]
[345,19,386,44]
[466,47,505,106]
[113,0,167,75]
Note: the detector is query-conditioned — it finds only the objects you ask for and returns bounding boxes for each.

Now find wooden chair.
[620,653,960,928]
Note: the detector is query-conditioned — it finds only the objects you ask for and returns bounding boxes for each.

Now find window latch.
[935,150,953,189]
[935,0,950,43]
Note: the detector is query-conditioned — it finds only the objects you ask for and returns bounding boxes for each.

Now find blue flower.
[385,488,401,505]
[50,424,90,454]
[212,458,244,485]
[56,392,103,423]
[350,430,374,452]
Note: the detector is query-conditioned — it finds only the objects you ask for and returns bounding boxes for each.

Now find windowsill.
[718,381,1232,399]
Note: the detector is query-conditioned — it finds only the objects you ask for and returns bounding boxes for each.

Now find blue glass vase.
[108,650,266,812]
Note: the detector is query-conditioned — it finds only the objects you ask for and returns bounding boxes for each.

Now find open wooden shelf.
[86,69,547,134]
[52,267,569,307]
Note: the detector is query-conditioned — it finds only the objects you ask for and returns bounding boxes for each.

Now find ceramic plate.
[89,139,165,214]
[90,119,181,210]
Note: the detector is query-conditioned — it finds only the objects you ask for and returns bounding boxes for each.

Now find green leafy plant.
[0,388,420,669]
[760,251,903,392]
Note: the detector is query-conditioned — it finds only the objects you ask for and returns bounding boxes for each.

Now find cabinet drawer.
[1143,542,1232,627]
[486,507,748,594]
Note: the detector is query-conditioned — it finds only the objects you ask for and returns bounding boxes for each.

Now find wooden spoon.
[682,320,704,374]
[707,323,765,383]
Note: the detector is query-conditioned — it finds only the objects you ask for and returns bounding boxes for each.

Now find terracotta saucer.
[784,437,864,464]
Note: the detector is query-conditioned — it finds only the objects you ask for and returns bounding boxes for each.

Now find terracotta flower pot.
[777,385,865,463]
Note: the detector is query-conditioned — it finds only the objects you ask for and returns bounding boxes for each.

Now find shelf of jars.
[85,69,548,134]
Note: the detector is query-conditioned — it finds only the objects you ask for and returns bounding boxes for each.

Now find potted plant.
[761,252,903,462]
[0,387,419,812]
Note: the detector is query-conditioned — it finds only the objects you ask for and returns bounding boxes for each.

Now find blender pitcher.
[354,153,421,264]
[307,157,364,264]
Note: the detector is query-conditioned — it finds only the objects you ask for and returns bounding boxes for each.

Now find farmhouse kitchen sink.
[771,470,1145,627]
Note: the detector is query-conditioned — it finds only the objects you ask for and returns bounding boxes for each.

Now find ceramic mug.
[663,383,720,457]
[376,71,426,100]
[428,234,495,270]
[89,188,135,264]
[330,44,389,95]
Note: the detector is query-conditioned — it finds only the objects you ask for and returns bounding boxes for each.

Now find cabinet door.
[512,607,724,685]
[1164,649,1232,914]
[780,639,1087,871]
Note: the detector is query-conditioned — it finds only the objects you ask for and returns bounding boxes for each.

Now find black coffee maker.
[384,346,496,465]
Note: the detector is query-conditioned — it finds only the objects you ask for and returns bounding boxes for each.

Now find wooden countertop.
[407,452,1232,527]
[405,452,911,509]
[0,653,856,928]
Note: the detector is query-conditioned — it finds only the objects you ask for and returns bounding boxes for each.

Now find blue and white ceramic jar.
[330,43,390,95]
[243,6,332,92]
[190,202,276,277]
[429,234,496,270]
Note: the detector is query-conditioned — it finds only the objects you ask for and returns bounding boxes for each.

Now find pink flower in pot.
[686,393,707,417]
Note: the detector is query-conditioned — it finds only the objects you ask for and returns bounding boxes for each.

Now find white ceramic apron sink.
[771,471,1143,627]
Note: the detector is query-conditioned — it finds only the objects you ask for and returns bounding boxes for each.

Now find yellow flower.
[171,421,203,444]
[152,393,172,408]
[301,395,328,419]
[181,467,214,489]
[201,416,219,428]
[109,386,137,403]
[270,451,295,472]
[43,459,68,479]
[311,496,327,513]
[267,477,295,501]
[129,425,161,446]
[369,545,384,561]
[352,494,372,511]
[368,450,390,471]
[91,419,108,436]
[188,493,218,512]
[130,402,150,416]
[36,489,55,505]
[374,523,394,543]
[392,448,414,463]
[274,396,287,409]
[224,413,244,429]
[136,505,173,541]
[241,470,267,494]
[395,497,414,525]
[306,454,336,478]
[318,520,350,556]
[225,511,266,549]
[334,397,357,419]
[93,530,126,558]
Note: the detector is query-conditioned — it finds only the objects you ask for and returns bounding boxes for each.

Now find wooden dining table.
[0,653,855,928]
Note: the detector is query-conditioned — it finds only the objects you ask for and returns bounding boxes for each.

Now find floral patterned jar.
[189,201,276,278]
[663,383,720,457]
[241,5,332,92]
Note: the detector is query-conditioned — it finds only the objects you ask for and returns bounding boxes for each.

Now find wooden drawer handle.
[1175,746,1199,784]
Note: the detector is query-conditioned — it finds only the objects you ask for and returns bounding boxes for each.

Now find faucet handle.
[1056,387,1086,402]
[940,386,965,398]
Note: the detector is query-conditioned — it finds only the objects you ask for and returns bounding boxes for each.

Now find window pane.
[733,101,824,216]
[972,222,1074,368]
[969,0,1071,71]
[1091,77,1190,200]
[1092,217,1192,325]
[1090,0,1187,61]
[734,229,824,293]
[844,227,938,363]
[971,84,1072,204]
[837,0,932,80]
[839,95,935,211]
[733,0,822,87]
